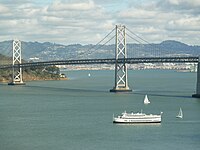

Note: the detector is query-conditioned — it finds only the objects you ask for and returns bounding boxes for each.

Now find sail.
[176,108,183,118]
[144,95,150,104]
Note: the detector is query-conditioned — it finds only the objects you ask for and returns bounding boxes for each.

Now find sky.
[0,0,200,45]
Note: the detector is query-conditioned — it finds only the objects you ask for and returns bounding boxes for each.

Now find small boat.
[88,73,91,77]
[144,95,150,104]
[113,110,163,124]
[176,107,183,119]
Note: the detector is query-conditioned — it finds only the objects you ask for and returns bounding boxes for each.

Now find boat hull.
[113,117,161,124]
[176,116,183,119]
[113,121,161,124]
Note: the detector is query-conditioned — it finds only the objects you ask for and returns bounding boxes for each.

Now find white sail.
[176,108,183,119]
[144,95,150,104]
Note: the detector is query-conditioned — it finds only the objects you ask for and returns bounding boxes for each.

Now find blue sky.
[0,0,199,45]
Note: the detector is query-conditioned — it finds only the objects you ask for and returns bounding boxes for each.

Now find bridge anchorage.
[110,25,132,92]
[8,40,25,85]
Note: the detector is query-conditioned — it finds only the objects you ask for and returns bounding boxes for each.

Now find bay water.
[0,70,200,150]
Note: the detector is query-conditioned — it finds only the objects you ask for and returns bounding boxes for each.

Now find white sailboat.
[144,95,150,104]
[176,107,183,119]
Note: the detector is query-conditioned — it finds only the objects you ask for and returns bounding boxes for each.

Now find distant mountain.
[0,40,199,61]
[159,40,198,55]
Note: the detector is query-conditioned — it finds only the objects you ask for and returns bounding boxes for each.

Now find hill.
[0,40,199,62]
[0,54,66,82]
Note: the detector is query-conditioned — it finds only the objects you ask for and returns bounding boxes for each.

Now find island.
[0,54,67,82]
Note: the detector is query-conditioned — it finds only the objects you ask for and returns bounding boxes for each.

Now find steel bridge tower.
[8,40,25,85]
[192,56,200,98]
[110,25,132,92]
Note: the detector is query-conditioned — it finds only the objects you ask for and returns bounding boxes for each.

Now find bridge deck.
[0,57,198,69]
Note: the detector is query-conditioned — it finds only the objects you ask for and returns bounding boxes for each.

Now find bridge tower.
[192,56,200,98]
[8,40,25,85]
[110,25,132,92]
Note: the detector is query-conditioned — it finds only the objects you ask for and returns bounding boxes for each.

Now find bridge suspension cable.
[126,33,143,44]
[77,27,115,59]
[126,27,162,58]
[126,27,151,44]
[91,35,115,52]
[88,27,115,51]
[0,41,13,65]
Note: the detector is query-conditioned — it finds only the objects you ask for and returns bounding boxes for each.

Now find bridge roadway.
[0,56,198,69]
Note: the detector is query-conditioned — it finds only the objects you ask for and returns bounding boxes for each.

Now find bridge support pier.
[110,25,132,92]
[8,40,25,85]
[192,56,200,98]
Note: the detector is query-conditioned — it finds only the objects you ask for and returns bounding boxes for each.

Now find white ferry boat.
[113,110,163,124]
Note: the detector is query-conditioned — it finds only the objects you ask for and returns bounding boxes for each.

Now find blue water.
[0,70,200,150]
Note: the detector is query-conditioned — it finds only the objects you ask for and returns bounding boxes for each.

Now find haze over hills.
[0,40,199,62]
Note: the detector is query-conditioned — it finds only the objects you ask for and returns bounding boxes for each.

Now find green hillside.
[0,54,66,82]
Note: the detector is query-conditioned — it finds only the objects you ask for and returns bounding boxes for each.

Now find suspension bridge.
[0,25,199,97]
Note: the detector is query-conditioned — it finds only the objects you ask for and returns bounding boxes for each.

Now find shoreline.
[0,77,68,83]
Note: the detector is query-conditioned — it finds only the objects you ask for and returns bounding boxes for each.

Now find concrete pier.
[110,87,132,92]
[8,82,26,85]
[192,56,200,98]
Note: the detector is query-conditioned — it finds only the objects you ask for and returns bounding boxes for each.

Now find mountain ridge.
[0,40,199,61]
